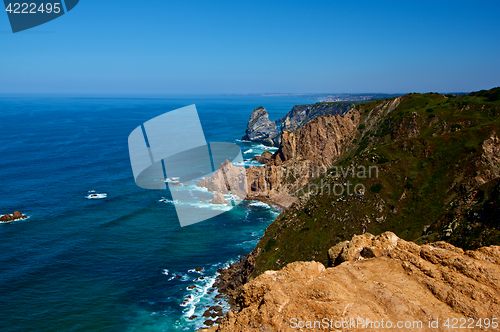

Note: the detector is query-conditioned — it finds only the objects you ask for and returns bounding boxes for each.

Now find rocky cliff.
[207,89,500,331]
[200,232,500,332]
[242,107,280,147]
[276,102,354,132]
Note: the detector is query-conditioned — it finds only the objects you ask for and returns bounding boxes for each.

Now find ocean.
[0,95,314,332]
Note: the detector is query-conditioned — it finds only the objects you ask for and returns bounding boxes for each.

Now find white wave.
[249,201,271,209]
[86,193,107,199]
[244,149,253,153]
[254,144,278,150]
[164,177,181,183]
[159,198,180,204]
[188,268,204,274]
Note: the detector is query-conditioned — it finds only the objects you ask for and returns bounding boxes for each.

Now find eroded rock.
[201,233,500,332]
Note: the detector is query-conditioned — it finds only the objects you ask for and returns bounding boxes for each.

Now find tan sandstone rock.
[200,233,500,331]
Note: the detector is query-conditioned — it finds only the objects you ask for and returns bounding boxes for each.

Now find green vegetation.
[369,183,383,193]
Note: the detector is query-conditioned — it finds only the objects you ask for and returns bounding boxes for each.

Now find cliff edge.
[200,232,500,332]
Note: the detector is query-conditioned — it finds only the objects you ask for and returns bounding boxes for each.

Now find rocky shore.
[0,211,27,223]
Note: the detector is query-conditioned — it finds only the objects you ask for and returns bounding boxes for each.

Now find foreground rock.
[198,232,500,331]
[0,211,28,223]
[242,107,279,147]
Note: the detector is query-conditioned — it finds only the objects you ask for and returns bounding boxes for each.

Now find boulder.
[251,150,273,164]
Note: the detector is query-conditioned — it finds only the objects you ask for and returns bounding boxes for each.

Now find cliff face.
[209,90,500,328]
[276,102,354,132]
[201,233,500,332]
[270,108,360,168]
[242,107,280,147]
[244,108,361,208]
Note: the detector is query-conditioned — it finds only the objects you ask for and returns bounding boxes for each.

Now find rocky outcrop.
[242,107,280,147]
[0,211,27,223]
[276,102,354,133]
[210,192,227,205]
[199,233,500,332]
[251,150,273,164]
[197,159,248,199]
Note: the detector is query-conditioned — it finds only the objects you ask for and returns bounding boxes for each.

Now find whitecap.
[249,201,271,209]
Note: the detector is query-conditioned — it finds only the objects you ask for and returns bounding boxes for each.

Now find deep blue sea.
[0,95,314,332]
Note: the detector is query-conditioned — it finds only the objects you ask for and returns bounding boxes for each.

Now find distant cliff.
[276,102,354,132]
[241,102,355,147]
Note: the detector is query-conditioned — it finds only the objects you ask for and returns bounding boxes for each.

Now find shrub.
[370,183,383,193]
[264,239,277,252]
[358,124,366,131]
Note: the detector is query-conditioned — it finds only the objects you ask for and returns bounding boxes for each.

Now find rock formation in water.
[251,150,273,164]
[242,107,280,147]
[198,159,248,200]
[199,232,500,332]
[210,192,227,205]
[0,211,27,223]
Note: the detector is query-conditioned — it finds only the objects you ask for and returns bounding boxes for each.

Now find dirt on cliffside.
[200,232,500,332]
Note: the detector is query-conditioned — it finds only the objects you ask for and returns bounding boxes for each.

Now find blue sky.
[1,0,500,94]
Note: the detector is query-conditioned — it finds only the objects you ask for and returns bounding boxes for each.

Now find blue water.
[0,95,314,332]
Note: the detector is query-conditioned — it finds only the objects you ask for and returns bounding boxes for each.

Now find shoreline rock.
[0,211,28,223]
[210,192,228,205]
[251,150,272,164]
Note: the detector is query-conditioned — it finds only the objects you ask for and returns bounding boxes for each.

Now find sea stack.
[241,107,280,147]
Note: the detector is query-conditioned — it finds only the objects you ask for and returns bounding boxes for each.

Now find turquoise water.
[0,95,314,332]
